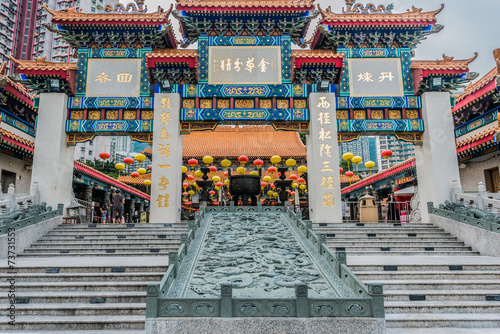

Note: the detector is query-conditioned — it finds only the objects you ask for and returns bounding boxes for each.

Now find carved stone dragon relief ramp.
[146,205,385,320]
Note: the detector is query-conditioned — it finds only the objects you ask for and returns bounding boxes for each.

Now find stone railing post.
[169,252,178,277]
[180,234,188,255]
[57,203,64,216]
[335,247,347,276]
[319,234,327,253]
[477,181,486,210]
[295,283,308,318]
[257,201,262,212]
[368,284,385,318]
[7,183,16,213]
[30,181,40,205]
[220,283,233,318]
[145,283,160,318]
[229,201,235,212]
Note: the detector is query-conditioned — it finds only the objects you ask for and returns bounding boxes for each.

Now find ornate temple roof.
[10,56,77,73]
[0,127,35,153]
[74,160,150,200]
[456,126,499,155]
[146,49,198,68]
[44,4,173,25]
[183,125,306,158]
[318,4,444,26]
[412,53,478,73]
[176,0,315,11]
[0,62,36,108]
[453,67,498,112]
[341,157,416,195]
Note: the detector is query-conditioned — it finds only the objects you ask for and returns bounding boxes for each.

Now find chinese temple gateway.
[7,0,493,332]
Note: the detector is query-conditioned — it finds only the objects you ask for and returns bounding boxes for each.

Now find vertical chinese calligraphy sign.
[150,94,182,224]
[308,93,342,224]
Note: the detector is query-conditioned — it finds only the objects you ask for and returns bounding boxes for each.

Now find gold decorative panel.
[124,110,136,120]
[71,110,83,120]
[371,110,383,119]
[217,99,230,109]
[88,110,101,120]
[107,110,119,120]
[406,109,419,119]
[142,110,154,120]
[354,110,366,120]
[260,99,272,108]
[277,100,289,109]
[183,99,195,108]
[200,99,213,108]
[336,110,348,120]
[389,110,401,119]
[235,99,255,109]
[294,99,307,109]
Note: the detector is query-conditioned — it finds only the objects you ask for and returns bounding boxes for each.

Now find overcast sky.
[145,0,499,80]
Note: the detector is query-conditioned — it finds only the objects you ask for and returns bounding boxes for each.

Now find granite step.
[0,272,163,282]
[18,251,171,257]
[0,266,167,274]
[0,315,145,330]
[0,331,144,334]
[325,236,459,242]
[31,241,178,247]
[345,251,479,256]
[349,264,500,271]
[382,290,500,302]
[0,281,149,292]
[325,241,466,247]
[0,302,146,316]
[23,246,177,252]
[384,300,500,314]
[39,236,182,241]
[334,246,474,252]
[385,313,500,328]
[355,271,500,280]
[315,227,444,232]
[362,279,500,290]
[45,231,188,236]
[318,232,454,237]
[0,291,146,304]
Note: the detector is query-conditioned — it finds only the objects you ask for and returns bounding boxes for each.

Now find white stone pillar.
[415,91,461,223]
[31,93,75,209]
[307,93,342,224]
[150,93,182,224]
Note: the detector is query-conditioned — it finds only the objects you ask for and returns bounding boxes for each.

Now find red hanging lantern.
[297,178,305,184]
[260,182,267,188]
[224,171,229,177]
[183,192,188,197]
[238,155,249,166]
[209,190,216,196]
[209,166,217,173]
[345,171,354,184]
[216,182,224,187]
[381,150,393,165]
[187,175,195,181]
[182,182,189,189]
[339,167,344,174]
[289,174,298,180]
[98,152,110,168]
[270,184,276,189]
[188,159,199,169]
[124,157,134,165]
[148,165,152,171]
[268,166,277,174]
[253,159,264,167]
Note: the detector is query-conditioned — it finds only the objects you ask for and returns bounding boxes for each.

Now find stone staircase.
[0,222,188,333]
[314,222,500,332]
[19,222,188,257]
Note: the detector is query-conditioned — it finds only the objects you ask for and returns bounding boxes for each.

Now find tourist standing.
[100,205,108,224]
[386,192,399,223]
[111,189,125,224]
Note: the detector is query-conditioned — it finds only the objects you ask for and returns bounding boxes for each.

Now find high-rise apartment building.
[0,0,117,73]
[376,136,415,170]
[339,136,379,176]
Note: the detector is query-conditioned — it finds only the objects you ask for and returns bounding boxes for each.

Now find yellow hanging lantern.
[135,153,146,163]
[143,179,151,191]
[212,175,221,183]
[188,190,195,196]
[215,186,221,191]
[221,159,231,170]
[272,192,279,198]
[194,170,203,178]
[342,152,354,169]
[267,190,274,196]
[286,158,296,169]
[297,165,307,173]
[181,166,187,173]
[236,167,246,175]
[299,184,307,190]
[365,161,376,175]
[137,168,147,175]
[224,179,230,186]
[263,175,272,183]
[202,155,214,166]
[351,156,362,172]
[250,171,259,176]
[292,182,299,189]
[115,163,125,176]
[270,155,281,166]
